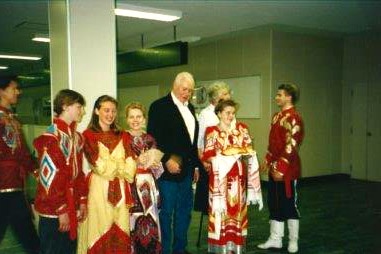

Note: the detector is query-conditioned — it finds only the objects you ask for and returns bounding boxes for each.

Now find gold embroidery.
[286,144,292,154]
[292,125,300,135]
[281,114,301,154]
[272,112,282,124]
[279,113,290,127]
[280,157,289,164]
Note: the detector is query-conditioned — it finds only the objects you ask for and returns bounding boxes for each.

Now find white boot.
[287,219,299,253]
[257,220,284,249]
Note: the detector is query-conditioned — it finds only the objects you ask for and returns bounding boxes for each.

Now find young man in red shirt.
[258,83,304,253]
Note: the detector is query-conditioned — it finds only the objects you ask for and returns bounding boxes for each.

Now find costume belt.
[136,167,151,174]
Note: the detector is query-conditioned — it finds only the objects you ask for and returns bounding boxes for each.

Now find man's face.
[173,79,194,104]
[0,81,21,105]
[65,102,85,123]
[275,89,291,108]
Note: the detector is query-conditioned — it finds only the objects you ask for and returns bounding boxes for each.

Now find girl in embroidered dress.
[202,99,263,254]
[77,95,136,254]
[125,102,163,254]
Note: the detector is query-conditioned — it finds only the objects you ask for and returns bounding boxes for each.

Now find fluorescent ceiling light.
[18,75,44,80]
[115,3,182,22]
[0,66,8,70]
[32,34,50,43]
[0,54,42,61]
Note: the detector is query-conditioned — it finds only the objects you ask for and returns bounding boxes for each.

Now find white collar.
[171,91,189,107]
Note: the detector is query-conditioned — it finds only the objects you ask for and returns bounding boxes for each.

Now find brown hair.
[214,99,238,115]
[87,95,120,133]
[53,89,85,116]
[0,76,18,90]
[278,83,300,104]
[125,102,146,118]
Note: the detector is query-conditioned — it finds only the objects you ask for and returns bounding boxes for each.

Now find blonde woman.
[125,102,163,254]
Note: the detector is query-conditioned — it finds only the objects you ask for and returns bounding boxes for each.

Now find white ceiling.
[0,0,380,80]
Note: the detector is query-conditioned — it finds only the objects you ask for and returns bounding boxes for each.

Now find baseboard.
[260,173,351,187]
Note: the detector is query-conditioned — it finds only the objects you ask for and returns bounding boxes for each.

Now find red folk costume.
[203,122,262,254]
[77,129,136,254]
[34,118,87,240]
[265,107,304,197]
[0,105,36,192]
[127,132,163,254]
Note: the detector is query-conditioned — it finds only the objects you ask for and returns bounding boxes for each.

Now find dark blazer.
[147,93,201,181]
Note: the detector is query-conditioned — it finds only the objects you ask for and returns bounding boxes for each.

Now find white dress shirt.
[171,92,196,143]
[197,104,219,150]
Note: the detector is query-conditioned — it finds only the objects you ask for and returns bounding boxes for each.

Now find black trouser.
[39,217,76,254]
[0,191,39,254]
[268,177,300,221]
[194,166,209,214]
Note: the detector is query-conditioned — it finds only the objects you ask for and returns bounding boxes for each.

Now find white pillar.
[49,0,117,131]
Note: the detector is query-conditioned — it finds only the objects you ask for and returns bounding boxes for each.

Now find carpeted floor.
[1,175,380,253]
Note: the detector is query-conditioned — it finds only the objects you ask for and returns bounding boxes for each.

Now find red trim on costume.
[88,223,131,254]
[66,185,77,240]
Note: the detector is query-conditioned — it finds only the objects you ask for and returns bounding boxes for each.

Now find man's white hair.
[173,72,195,88]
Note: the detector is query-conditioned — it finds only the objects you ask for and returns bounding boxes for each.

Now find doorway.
[351,82,381,181]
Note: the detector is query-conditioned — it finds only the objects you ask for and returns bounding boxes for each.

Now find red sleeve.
[19,132,37,177]
[122,131,135,159]
[82,130,99,166]
[236,122,253,148]
[276,113,304,175]
[202,126,218,161]
[265,113,277,166]
[34,134,71,214]
[73,132,87,205]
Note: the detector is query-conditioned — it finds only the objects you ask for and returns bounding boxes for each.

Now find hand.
[58,213,70,232]
[270,168,284,181]
[77,204,88,222]
[137,152,148,166]
[165,159,181,174]
[259,161,269,174]
[193,169,200,183]
[202,161,212,173]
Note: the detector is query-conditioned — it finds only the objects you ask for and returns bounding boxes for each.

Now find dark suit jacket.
[147,93,201,181]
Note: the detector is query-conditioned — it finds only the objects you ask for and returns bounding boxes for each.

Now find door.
[351,83,368,180]
[366,80,381,181]
[351,82,381,182]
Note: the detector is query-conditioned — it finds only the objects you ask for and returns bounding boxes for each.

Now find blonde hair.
[207,81,231,104]
[125,102,146,118]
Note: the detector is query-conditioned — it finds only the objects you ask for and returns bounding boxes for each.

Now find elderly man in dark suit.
[147,72,201,254]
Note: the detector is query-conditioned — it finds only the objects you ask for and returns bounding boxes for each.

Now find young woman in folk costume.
[34,89,87,254]
[202,99,263,254]
[77,95,136,254]
[125,102,163,254]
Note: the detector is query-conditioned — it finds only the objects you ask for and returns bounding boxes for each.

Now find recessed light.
[115,3,182,22]
[32,34,50,43]
[0,54,42,61]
